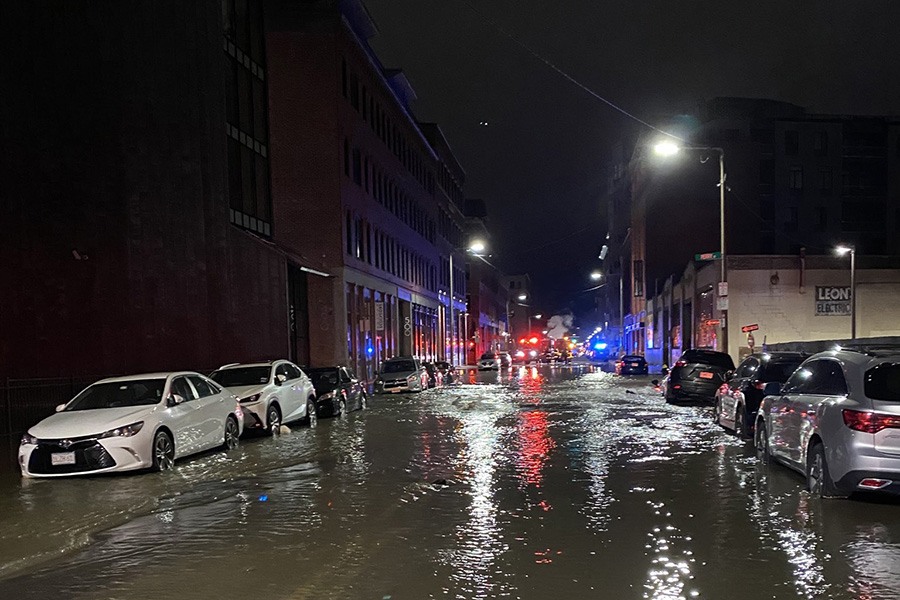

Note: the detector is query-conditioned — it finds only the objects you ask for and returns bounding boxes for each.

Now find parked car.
[19,372,243,477]
[514,348,540,364]
[478,352,500,371]
[210,360,317,435]
[422,362,444,388]
[755,349,900,498]
[306,366,367,417]
[714,352,806,438]
[498,352,512,368]
[664,349,735,404]
[616,354,649,375]
[434,361,457,384]
[374,357,429,393]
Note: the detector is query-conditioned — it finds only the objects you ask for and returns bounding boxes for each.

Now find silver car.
[374,357,429,394]
[754,349,900,498]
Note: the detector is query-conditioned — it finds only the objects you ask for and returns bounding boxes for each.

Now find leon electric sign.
[815,286,851,316]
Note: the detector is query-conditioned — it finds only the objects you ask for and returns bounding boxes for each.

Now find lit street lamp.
[449,240,487,365]
[653,140,728,356]
[835,245,856,340]
[590,271,603,281]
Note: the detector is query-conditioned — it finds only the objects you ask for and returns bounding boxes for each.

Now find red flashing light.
[519,338,527,345]
[529,336,539,344]
[754,381,766,390]
[842,409,900,434]
[674,360,687,368]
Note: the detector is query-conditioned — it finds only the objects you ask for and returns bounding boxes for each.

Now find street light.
[518,293,527,302]
[835,245,856,340]
[590,271,603,281]
[449,240,487,365]
[653,140,728,356]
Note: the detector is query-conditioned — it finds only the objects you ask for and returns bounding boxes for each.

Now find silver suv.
[754,348,900,498]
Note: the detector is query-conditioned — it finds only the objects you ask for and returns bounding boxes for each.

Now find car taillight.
[754,382,766,390]
[842,409,900,434]
[674,360,686,368]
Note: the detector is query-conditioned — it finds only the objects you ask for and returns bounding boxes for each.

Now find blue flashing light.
[366,344,375,356]
[594,342,608,350]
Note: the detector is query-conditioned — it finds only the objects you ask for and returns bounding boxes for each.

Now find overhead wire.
[457,0,685,142]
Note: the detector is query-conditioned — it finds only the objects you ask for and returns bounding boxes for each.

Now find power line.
[457,0,685,142]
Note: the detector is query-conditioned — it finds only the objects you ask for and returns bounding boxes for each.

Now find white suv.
[210,360,317,434]
[755,348,900,498]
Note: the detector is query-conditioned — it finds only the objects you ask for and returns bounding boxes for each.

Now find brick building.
[0,0,471,395]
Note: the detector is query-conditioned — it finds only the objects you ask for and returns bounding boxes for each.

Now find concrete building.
[265,1,470,380]
[623,98,900,358]
[642,255,900,369]
[502,274,533,346]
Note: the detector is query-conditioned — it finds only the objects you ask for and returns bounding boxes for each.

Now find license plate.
[699,371,714,379]
[51,452,76,466]
[631,363,640,367]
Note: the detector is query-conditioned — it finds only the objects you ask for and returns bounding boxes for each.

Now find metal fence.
[0,377,99,437]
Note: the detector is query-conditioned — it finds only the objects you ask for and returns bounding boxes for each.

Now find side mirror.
[55,404,66,413]
[276,373,287,385]
[167,394,185,407]
[725,370,734,381]
[763,382,782,397]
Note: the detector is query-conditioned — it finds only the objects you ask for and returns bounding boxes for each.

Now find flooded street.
[1,366,899,599]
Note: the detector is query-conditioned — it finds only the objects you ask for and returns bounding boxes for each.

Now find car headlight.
[21,433,38,446]
[319,391,335,401]
[407,374,416,382]
[98,421,144,439]
[240,393,261,404]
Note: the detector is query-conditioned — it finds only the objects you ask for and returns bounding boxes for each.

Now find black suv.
[665,349,735,405]
[713,352,805,437]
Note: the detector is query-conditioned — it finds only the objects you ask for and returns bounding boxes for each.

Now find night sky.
[365,0,899,315]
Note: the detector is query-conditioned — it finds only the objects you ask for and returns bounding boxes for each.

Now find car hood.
[222,384,267,400]
[29,406,158,439]
[379,371,416,381]
[312,384,338,395]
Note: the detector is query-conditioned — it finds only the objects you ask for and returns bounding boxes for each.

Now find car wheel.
[338,396,347,418]
[360,392,368,410]
[223,416,240,450]
[734,405,752,439]
[266,404,282,436]
[304,399,318,428]
[754,421,771,465]
[806,442,844,498]
[152,430,175,471]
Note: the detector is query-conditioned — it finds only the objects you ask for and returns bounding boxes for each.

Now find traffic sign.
[741,324,759,333]
[705,319,721,326]
[718,282,728,297]
[694,251,722,261]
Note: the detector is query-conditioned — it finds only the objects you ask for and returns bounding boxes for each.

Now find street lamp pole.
[449,252,456,365]
[836,245,857,340]
[653,141,727,357]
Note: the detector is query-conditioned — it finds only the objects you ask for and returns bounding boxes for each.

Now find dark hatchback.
[616,354,649,375]
[306,366,367,417]
[665,349,735,404]
[714,352,805,437]
[434,361,457,384]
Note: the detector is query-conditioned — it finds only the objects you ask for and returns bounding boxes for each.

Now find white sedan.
[19,372,244,477]
[210,360,317,434]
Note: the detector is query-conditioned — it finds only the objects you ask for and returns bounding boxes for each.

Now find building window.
[343,139,350,177]
[350,74,359,111]
[633,260,644,297]
[759,196,775,222]
[785,130,799,155]
[816,206,828,231]
[813,131,828,156]
[346,211,353,255]
[352,148,362,185]
[819,168,832,193]
[785,207,799,232]
[789,166,803,190]
[759,159,776,186]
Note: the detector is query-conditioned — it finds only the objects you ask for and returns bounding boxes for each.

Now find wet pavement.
[1,365,899,599]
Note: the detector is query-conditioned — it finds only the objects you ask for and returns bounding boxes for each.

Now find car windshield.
[65,379,166,411]
[307,369,339,388]
[435,362,450,370]
[865,362,900,401]
[383,360,415,373]
[623,355,644,362]
[209,366,271,387]
[480,353,496,360]
[759,359,804,383]
[682,351,734,370]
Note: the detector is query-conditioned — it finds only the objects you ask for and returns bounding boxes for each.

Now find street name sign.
[741,324,759,333]
[694,251,722,261]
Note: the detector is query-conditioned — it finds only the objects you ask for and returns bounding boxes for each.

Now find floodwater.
[1,366,898,599]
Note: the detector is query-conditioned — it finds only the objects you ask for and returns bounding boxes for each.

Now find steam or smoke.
[546,313,573,340]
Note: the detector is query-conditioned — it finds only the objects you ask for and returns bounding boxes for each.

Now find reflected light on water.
[516,410,554,488]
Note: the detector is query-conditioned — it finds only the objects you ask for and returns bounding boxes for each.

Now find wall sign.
[815,286,851,316]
